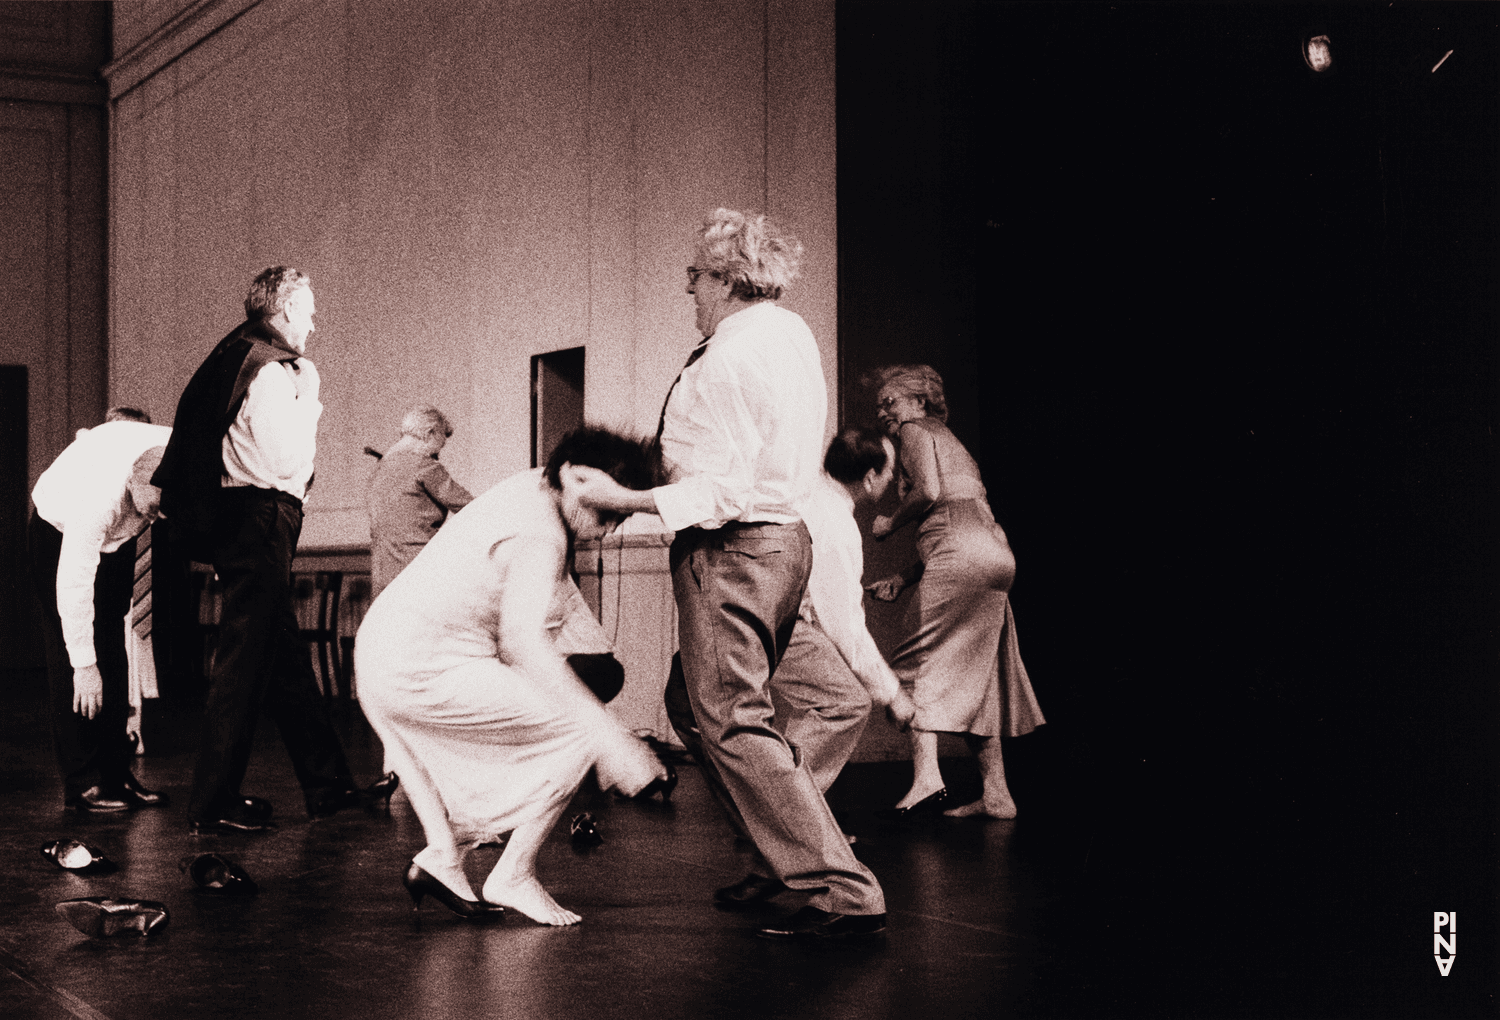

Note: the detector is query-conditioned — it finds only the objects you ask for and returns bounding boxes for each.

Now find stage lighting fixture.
[1303,35,1332,72]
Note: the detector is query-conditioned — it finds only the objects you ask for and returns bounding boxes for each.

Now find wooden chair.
[294,571,344,701]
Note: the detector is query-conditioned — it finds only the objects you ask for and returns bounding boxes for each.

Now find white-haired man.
[367,406,474,600]
[570,208,888,941]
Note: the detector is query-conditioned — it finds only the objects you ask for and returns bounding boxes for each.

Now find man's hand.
[561,463,654,517]
[871,514,895,540]
[290,358,321,402]
[865,573,906,602]
[885,689,917,732]
[72,664,104,719]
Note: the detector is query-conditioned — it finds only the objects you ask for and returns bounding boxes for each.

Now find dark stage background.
[838,3,1497,1016]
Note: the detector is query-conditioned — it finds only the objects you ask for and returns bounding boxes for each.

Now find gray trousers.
[670,522,884,916]
[665,618,872,815]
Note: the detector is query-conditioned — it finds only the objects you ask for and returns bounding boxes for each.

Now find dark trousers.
[28,513,137,800]
[671,521,885,916]
[188,488,352,819]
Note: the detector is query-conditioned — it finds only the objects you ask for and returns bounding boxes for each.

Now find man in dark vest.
[154,266,395,834]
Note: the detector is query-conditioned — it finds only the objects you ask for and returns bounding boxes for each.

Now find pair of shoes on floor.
[55,898,169,938]
[713,873,788,908]
[755,905,887,941]
[40,839,117,875]
[180,852,258,896]
[307,772,400,819]
[873,787,948,821]
[402,863,502,919]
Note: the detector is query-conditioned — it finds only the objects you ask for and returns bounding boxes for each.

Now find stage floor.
[0,669,1079,1020]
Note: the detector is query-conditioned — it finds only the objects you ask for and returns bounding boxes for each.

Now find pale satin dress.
[355,469,651,850]
[888,418,1045,738]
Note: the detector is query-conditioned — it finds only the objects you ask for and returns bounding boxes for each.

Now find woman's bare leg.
[894,728,946,809]
[480,793,581,925]
[945,734,1017,818]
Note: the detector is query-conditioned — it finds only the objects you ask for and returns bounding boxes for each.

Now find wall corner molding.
[0,66,105,105]
[101,0,262,102]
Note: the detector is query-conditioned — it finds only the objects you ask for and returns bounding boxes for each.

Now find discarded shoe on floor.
[40,840,117,875]
[569,812,603,846]
[180,852,259,896]
[55,898,169,938]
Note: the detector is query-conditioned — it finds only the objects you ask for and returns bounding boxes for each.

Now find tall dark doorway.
[1,365,41,667]
[531,347,586,469]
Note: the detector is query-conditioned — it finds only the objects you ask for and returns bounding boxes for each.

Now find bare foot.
[943,797,1018,820]
[481,876,582,926]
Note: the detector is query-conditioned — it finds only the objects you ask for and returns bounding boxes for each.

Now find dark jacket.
[152,319,299,552]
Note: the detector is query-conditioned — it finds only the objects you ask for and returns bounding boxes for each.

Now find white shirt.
[799,473,901,705]
[222,359,321,499]
[32,421,173,668]
[653,302,827,531]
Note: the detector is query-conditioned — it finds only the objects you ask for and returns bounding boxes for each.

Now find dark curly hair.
[824,426,891,484]
[545,426,654,493]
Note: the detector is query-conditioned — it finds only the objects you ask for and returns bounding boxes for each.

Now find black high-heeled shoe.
[364,772,399,810]
[55,898,169,938]
[180,853,259,896]
[40,840,117,875]
[874,787,948,821]
[629,762,678,802]
[569,812,603,846]
[402,864,496,919]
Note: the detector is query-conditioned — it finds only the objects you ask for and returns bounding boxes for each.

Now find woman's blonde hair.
[872,363,948,423]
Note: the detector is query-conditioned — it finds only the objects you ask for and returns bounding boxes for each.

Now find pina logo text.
[1433,912,1456,976]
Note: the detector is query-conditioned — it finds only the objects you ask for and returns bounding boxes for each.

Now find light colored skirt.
[890,500,1045,738]
[358,654,641,849]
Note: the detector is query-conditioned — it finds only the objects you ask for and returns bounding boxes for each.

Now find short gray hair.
[401,405,453,439]
[245,266,311,319]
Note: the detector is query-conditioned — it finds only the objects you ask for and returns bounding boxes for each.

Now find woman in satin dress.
[357,427,667,925]
[866,365,1045,819]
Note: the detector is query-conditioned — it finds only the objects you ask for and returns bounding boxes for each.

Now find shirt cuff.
[651,479,716,532]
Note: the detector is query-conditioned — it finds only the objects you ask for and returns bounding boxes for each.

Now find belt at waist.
[220,485,303,511]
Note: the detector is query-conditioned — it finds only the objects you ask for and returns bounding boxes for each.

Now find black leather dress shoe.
[65,786,129,813]
[241,796,274,821]
[40,840,117,874]
[755,906,887,941]
[713,873,789,908]
[55,898,169,938]
[569,812,603,846]
[189,804,277,835]
[120,775,170,808]
[180,852,259,896]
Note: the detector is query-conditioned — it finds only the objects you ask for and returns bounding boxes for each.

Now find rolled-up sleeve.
[808,509,901,705]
